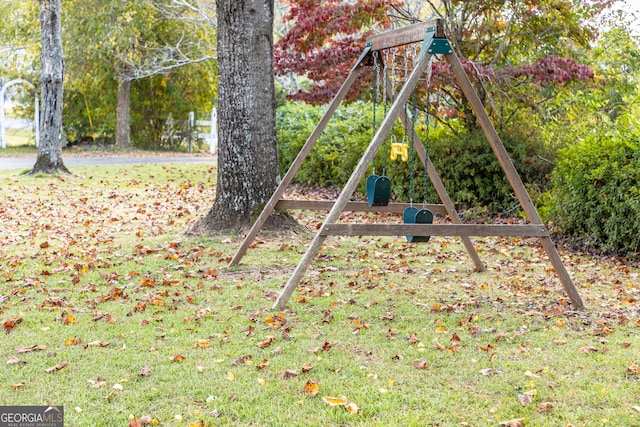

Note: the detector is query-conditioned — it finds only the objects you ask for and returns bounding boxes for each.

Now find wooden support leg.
[445,52,583,309]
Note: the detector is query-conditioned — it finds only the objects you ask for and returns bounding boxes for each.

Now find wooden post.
[445,52,584,309]
[273,31,436,310]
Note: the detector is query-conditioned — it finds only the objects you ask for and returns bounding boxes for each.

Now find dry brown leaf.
[7,357,26,366]
[518,391,535,407]
[256,358,269,370]
[537,402,554,413]
[16,344,47,354]
[345,402,359,414]
[271,346,282,355]
[498,419,525,427]
[65,336,83,346]
[257,335,275,349]
[302,380,319,396]
[188,421,205,427]
[626,363,640,375]
[579,345,598,353]
[169,354,186,361]
[10,382,26,389]
[479,368,495,376]
[301,363,313,373]
[412,360,428,370]
[137,415,153,425]
[232,354,252,366]
[139,365,151,377]
[3,317,23,334]
[46,360,69,373]
[278,369,298,378]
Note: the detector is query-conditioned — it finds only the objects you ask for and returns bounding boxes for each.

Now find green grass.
[0,164,639,427]
[3,128,36,149]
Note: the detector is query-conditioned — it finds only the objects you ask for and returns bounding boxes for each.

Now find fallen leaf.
[3,317,23,334]
[6,357,26,366]
[139,415,153,424]
[226,371,234,381]
[302,380,319,396]
[479,368,495,376]
[64,314,77,325]
[188,421,205,427]
[518,390,536,406]
[138,365,151,377]
[16,344,47,354]
[46,360,69,373]
[271,346,282,355]
[301,363,313,373]
[579,345,598,353]
[257,335,275,349]
[627,363,640,375]
[498,419,525,427]
[322,396,348,406]
[65,336,83,346]
[450,333,461,345]
[278,369,298,378]
[232,354,252,366]
[112,383,124,390]
[195,339,211,349]
[256,359,269,370]
[413,360,428,370]
[10,382,26,389]
[537,401,554,413]
[169,354,186,361]
[345,402,359,414]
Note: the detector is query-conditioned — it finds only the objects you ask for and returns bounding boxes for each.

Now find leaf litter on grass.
[1,164,639,426]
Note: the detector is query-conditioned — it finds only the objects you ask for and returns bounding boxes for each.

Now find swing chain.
[371,52,380,176]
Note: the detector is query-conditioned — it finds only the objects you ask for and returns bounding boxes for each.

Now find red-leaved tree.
[275,0,615,131]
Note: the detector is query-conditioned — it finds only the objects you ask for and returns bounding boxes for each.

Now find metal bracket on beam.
[428,39,453,55]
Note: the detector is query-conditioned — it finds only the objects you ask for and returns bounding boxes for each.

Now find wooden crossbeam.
[319,223,548,237]
[366,19,445,51]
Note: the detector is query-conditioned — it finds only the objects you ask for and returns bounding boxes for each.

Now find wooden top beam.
[366,19,444,52]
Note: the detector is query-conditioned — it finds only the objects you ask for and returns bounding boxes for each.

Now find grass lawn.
[1,164,638,427]
[3,128,36,149]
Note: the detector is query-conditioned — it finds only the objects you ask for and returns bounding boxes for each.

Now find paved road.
[0,155,216,171]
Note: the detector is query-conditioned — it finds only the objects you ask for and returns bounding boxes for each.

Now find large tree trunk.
[115,77,132,149]
[31,0,69,174]
[193,0,280,231]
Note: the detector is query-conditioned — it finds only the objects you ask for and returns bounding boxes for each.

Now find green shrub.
[550,134,640,258]
[427,128,555,212]
[277,101,554,212]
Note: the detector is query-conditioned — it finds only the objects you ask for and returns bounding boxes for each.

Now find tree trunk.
[31,0,69,175]
[193,0,280,231]
[115,77,132,149]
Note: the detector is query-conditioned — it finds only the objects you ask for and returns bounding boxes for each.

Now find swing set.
[229,19,584,311]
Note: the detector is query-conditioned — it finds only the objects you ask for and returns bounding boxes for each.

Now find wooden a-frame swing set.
[230,19,584,311]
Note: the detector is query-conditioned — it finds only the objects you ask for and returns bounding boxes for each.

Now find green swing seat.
[366,174,391,207]
[403,206,433,242]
